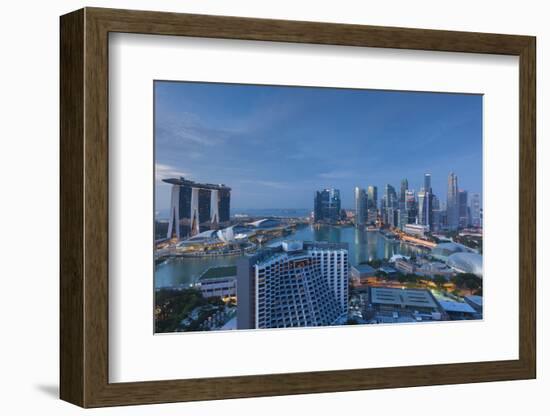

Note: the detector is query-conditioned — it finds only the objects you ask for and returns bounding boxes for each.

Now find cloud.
[156,110,246,151]
[156,90,307,151]
[238,179,292,190]
[155,163,189,182]
[156,121,224,147]
[318,170,353,179]
[286,151,309,161]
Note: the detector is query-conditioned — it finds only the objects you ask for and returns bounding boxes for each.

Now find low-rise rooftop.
[351,264,377,275]
[199,266,237,281]
[438,300,477,314]
[371,287,438,309]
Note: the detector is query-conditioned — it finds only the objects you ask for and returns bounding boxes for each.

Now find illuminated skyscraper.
[470,193,481,227]
[418,190,427,226]
[400,178,408,206]
[405,190,417,224]
[432,195,440,210]
[314,188,341,223]
[431,195,442,232]
[367,185,378,209]
[447,172,459,230]
[382,184,397,225]
[366,185,378,224]
[354,187,367,226]
[417,173,434,229]
[385,184,397,209]
[424,173,432,193]
[458,190,469,228]
[396,179,408,230]
[418,190,433,229]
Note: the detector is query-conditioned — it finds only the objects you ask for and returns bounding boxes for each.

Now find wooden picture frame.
[60,7,536,408]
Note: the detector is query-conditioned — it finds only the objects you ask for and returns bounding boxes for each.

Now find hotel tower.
[236,241,349,329]
[163,177,231,239]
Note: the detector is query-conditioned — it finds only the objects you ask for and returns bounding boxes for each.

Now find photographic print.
[154,81,483,334]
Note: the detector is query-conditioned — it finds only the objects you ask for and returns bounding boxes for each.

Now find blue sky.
[155,81,482,213]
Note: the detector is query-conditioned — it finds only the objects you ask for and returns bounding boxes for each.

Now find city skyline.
[154,81,484,334]
[155,81,482,213]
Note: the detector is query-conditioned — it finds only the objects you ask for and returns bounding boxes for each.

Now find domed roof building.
[184,229,218,242]
[217,226,236,243]
[175,229,222,251]
[246,218,282,229]
[446,252,483,277]
[431,242,471,261]
[216,226,248,243]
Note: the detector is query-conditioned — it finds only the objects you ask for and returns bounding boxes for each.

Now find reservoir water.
[154,224,427,288]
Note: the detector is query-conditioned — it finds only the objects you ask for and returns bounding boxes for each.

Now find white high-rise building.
[237,241,349,329]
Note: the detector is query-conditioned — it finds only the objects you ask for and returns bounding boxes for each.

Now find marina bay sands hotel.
[163,177,231,240]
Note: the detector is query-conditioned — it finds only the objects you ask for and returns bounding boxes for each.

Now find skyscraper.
[418,173,434,229]
[458,190,469,228]
[383,184,397,225]
[418,190,427,225]
[164,177,231,239]
[314,188,341,223]
[432,195,440,210]
[431,195,442,232]
[405,190,417,224]
[418,190,433,229]
[470,193,481,227]
[424,173,432,192]
[400,178,408,206]
[367,185,378,209]
[385,184,397,209]
[384,207,398,227]
[447,172,459,230]
[367,185,378,224]
[354,187,367,226]
[396,207,404,229]
[236,241,348,329]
